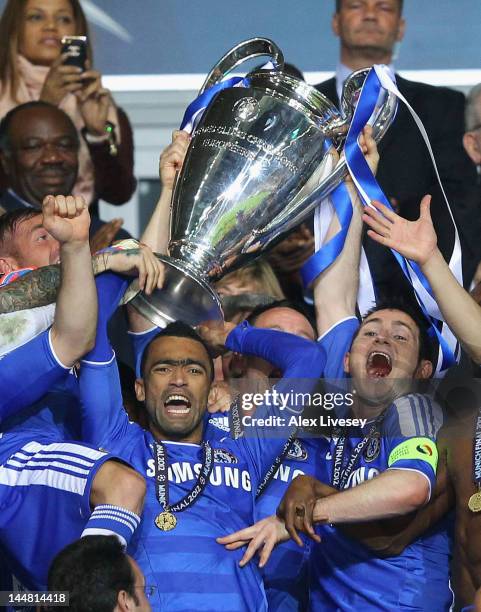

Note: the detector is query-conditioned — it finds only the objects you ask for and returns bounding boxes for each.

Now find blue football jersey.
[255,436,321,612]
[308,318,452,611]
[0,329,78,464]
[80,323,326,611]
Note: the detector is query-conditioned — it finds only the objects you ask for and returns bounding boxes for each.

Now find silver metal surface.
[132,38,398,327]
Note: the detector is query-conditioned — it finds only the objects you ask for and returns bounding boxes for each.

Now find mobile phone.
[61,36,87,71]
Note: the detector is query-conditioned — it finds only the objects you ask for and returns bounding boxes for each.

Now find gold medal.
[155,511,177,531]
[468,491,481,513]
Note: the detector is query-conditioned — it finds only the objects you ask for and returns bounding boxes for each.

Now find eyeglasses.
[468,123,481,132]
[134,585,157,599]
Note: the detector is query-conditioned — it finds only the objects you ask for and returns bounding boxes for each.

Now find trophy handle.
[199,37,284,95]
[246,70,398,247]
[341,67,398,146]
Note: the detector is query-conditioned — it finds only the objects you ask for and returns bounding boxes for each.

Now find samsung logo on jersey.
[345,466,380,488]
[273,464,305,483]
[146,460,252,491]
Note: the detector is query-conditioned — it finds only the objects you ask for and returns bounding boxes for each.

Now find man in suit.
[316,0,478,292]
[0,101,131,247]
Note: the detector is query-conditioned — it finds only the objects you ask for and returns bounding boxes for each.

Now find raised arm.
[0,244,163,314]
[44,195,96,367]
[314,126,379,337]
[140,130,190,254]
[126,130,190,333]
[0,195,96,417]
[363,196,481,363]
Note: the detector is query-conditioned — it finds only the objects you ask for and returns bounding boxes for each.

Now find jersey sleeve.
[227,324,327,488]
[79,355,132,450]
[0,328,69,424]
[226,321,326,377]
[317,317,359,380]
[384,394,444,498]
[128,326,160,378]
[79,271,134,449]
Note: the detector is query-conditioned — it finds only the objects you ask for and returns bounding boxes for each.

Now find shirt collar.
[6,189,36,209]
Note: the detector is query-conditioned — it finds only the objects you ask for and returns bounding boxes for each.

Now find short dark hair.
[140,320,215,380]
[247,298,317,336]
[0,208,40,255]
[357,295,435,366]
[47,536,138,612]
[0,101,79,151]
[335,0,403,12]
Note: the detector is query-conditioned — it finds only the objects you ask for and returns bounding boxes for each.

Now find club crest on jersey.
[363,433,381,463]
[286,439,308,462]
[214,448,238,464]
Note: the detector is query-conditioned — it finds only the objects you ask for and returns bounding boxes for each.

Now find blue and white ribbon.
[180,62,275,135]
[302,64,462,375]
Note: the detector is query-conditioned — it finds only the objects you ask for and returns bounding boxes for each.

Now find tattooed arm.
[0,245,164,314]
[0,265,60,313]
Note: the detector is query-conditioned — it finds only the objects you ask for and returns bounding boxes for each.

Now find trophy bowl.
[130,38,397,328]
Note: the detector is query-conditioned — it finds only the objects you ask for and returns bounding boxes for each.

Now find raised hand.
[207,380,232,413]
[76,66,112,135]
[159,130,190,189]
[216,515,289,568]
[40,54,84,105]
[358,124,379,176]
[277,475,328,546]
[363,195,438,266]
[42,194,90,245]
[196,321,236,355]
[102,244,165,295]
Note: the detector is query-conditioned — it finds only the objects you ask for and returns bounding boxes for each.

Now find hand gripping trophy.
[130,37,398,327]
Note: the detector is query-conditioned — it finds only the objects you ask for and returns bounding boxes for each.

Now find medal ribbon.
[227,394,298,498]
[255,433,298,499]
[473,410,481,490]
[154,441,214,514]
[331,414,385,489]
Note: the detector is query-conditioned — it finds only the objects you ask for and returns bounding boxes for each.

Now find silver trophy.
[131,38,397,327]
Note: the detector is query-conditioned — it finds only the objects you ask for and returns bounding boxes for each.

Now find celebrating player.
[219,127,451,611]
[0,195,146,589]
[76,266,326,610]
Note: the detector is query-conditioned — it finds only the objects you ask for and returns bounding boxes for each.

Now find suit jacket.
[315,75,479,289]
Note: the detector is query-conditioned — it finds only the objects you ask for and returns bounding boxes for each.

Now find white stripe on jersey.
[88,511,136,534]
[5,459,92,476]
[417,393,443,437]
[0,441,107,495]
[394,394,443,438]
[16,441,106,461]
[11,451,96,468]
[0,465,88,495]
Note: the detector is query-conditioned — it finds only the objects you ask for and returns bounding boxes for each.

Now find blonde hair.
[215,259,285,299]
[0,0,92,102]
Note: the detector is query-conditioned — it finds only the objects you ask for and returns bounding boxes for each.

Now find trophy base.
[129,255,224,328]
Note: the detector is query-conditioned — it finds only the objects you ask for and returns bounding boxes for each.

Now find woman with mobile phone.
[0,0,136,211]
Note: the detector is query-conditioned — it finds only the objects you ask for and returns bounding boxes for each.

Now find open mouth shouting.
[163,393,192,416]
[366,351,393,378]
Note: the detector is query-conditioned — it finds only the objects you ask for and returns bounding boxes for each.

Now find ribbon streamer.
[303,65,462,375]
